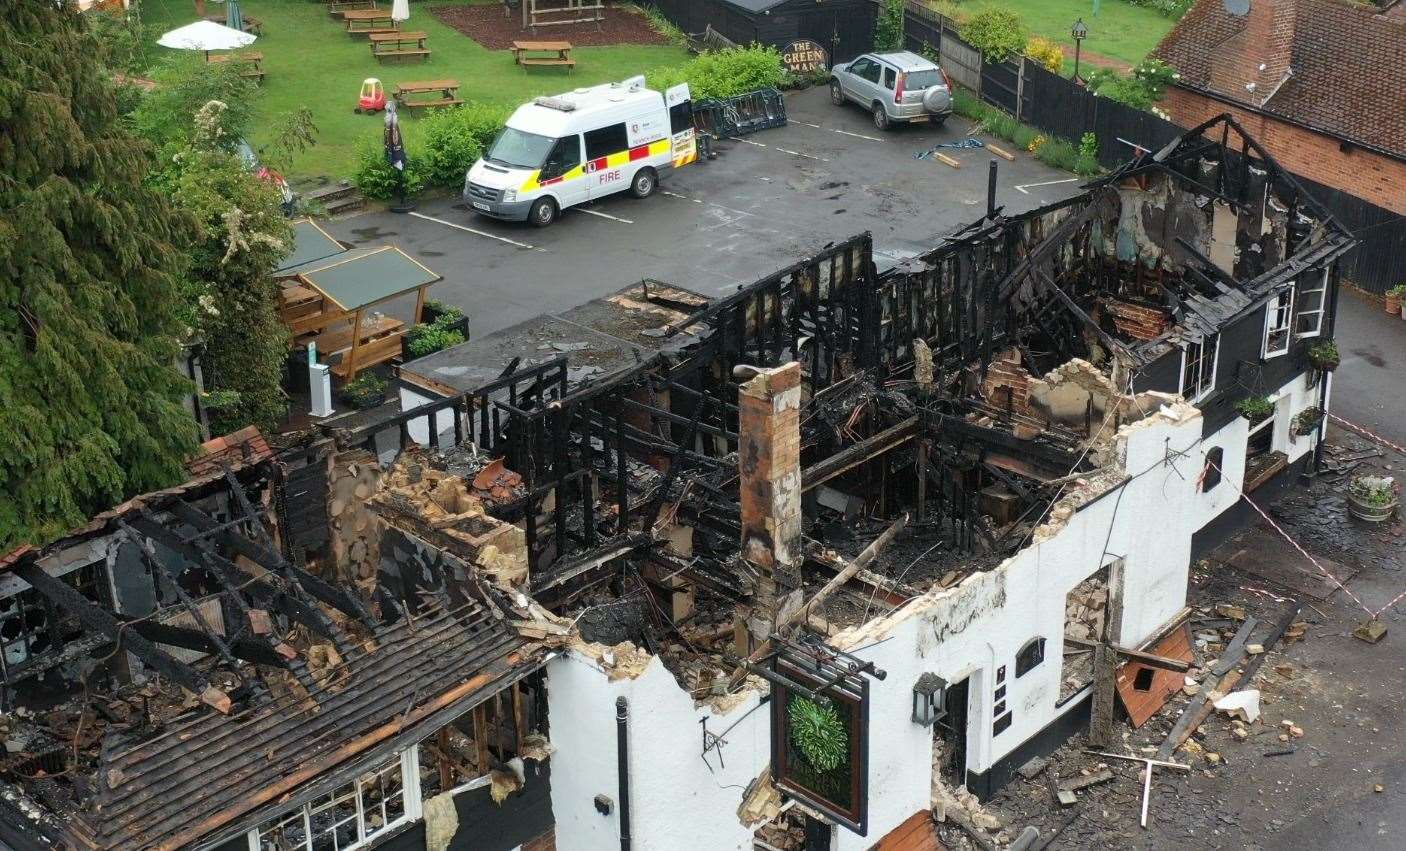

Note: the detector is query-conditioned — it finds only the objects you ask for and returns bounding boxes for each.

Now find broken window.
[1015,637,1045,677]
[1261,288,1293,359]
[1179,335,1218,403]
[1246,402,1277,461]
[0,562,108,677]
[1199,448,1224,491]
[251,751,417,851]
[1059,565,1110,704]
[1294,271,1327,338]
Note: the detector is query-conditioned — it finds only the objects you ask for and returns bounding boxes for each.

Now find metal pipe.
[987,159,998,218]
[616,696,632,851]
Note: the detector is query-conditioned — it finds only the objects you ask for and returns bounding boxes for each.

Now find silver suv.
[830,51,953,130]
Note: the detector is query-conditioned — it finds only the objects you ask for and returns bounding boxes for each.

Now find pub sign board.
[781,39,829,75]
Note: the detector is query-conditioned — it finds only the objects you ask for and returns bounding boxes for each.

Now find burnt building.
[0,117,1351,851]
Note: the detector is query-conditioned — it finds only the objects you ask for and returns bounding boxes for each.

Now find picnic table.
[370,31,430,63]
[206,51,265,85]
[315,315,404,359]
[328,0,377,17]
[343,8,397,36]
[204,14,263,35]
[511,40,575,72]
[394,79,463,111]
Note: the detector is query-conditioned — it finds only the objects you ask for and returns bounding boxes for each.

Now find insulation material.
[424,791,460,851]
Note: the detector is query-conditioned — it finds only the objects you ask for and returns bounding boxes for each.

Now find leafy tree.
[148,101,293,434]
[875,0,905,52]
[960,10,1028,63]
[132,55,257,153]
[0,2,197,548]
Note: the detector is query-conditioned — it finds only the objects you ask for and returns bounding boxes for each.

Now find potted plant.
[1292,406,1324,437]
[402,309,470,361]
[340,373,388,410]
[1307,340,1340,372]
[1235,396,1274,425]
[1347,475,1399,522]
[420,299,462,327]
[1387,284,1406,317]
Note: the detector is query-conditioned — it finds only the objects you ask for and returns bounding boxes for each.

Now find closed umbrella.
[226,0,244,34]
[157,20,256,60]
[392,0,410,24]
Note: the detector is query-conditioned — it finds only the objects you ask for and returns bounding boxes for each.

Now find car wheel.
[872,103,890,131]
[529,197,557,228]
[830,81,845,106]
[630,167,657,199]
[931,115,948,127]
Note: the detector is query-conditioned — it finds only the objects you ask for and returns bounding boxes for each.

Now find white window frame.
[246,749,421,851]
[1261,287,1294,359]
[1179,335,1219,403]
[1294,270,1328,338]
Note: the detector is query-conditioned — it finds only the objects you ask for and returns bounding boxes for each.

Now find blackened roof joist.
[11,557,232,715]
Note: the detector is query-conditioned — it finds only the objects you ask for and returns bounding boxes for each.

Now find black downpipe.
[616,696,632,851]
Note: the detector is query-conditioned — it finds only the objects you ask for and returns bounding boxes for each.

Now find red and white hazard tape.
[1329,413,1406,456]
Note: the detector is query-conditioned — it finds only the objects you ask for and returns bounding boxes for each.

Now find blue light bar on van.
[533,96,577,112]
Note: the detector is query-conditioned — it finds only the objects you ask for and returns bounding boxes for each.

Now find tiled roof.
[185,426,274,478]
[1152,0,1406,156]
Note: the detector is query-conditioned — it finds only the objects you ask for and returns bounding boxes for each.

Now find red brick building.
[1152,0,1406,215]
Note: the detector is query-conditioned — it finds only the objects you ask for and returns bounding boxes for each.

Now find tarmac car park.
[326,86,1091,340]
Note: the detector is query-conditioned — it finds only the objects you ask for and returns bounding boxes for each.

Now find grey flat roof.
[275,219,345,275]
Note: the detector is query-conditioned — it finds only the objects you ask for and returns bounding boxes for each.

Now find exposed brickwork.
[1160,86,1406,215]
[185,426,273,478]
[1105,299,1171,342]
[737,362,804,606]
[523,829,556,851]
[981,349,1031,418]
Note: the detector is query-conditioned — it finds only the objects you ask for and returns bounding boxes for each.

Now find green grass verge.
[922,0,1178,68]
[951,88,1099,177]
[139,0,691,181]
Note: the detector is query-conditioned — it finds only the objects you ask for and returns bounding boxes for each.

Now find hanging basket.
[1292,406,1324,437]
[1308,341,1340,372]
[1236,396,1274,425]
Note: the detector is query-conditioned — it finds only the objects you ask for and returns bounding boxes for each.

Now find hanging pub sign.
[781,39,829,75]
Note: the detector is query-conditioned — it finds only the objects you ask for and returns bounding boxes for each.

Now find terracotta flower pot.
[1387,293,1403,315]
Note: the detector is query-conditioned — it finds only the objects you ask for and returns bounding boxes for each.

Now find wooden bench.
[511,40,574,72]
[204,14,263,35]
[315,315,404,357]
[328,0,377,17]
[279,285,325,329]
[370,31,430,63]
[343,8,396,35]
[394,79,463,110]
[206,51,265,84]
[331,331,405,379]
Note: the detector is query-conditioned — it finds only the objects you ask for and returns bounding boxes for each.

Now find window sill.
[1243,451,1288,493]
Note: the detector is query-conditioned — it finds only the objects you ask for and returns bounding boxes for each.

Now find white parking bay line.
[662,190,703,203]
[409,212,543,251]
[776,147,829,162]
[791,119,885,143]
[577,207,634,224]
[1014,177,1081,195]
[661,190,755,218]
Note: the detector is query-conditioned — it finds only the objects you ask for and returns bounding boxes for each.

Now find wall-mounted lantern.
[912,673,949,726]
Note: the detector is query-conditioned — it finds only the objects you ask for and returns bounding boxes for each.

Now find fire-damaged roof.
[89,598,533,850]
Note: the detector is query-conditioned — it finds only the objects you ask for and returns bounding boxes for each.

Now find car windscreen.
[486,127,555,170]
[906,70,945,89]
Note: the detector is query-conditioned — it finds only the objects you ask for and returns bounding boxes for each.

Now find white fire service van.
[464,76,697,227]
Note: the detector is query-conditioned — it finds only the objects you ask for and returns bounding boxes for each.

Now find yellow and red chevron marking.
[520,140,670,192]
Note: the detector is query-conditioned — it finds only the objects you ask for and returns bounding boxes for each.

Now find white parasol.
[392,0,410,24]
[157,20,257,59]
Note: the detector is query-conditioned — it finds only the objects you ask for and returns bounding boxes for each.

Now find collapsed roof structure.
[0,116,1353,851]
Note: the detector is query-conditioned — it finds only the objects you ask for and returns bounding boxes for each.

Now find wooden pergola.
[276,222,441,380]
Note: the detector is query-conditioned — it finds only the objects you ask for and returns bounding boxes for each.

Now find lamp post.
[1072,18,1089,86]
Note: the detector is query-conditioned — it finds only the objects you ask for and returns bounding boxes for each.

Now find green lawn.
[139,0,691,181]
[926,0,1178,69]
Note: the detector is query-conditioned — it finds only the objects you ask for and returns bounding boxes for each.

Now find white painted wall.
[547,652,770,851]
[548,375,1325,850]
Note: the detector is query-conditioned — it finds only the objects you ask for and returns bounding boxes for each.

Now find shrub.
[960,10,1028,63]
[1034,136,1081,172]
[1076,131,1101,176]
[133,56,257,152]
[405,311,467,359]
[340,373,388,409]
[353,139,426,201]
[1088,59,1177,110]
[688,45,786,99]
[875,0,905,52]
[1122,0,1194,18]
[1024,36,1064,73]
[952,88,987,121]
[421,109,484,188]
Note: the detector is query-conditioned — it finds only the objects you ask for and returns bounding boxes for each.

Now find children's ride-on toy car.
[355,78,386,114]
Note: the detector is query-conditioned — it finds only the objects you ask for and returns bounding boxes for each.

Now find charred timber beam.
[997,188,1113,303]
[12,559,232,714]
[169,500,378,631]
[533,535,651,594]
[800,417,920,493]
[1036,271,1128,360]
[927,415,1089,474]
[129,620,294,667]
[1173,237,1242,291]
[620,397,736,441]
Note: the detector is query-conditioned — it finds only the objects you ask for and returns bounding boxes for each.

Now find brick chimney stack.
[736,362,804,642]
[1245,0,1299,102]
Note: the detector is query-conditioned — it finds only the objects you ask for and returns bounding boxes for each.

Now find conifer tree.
[0,2,197,548]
